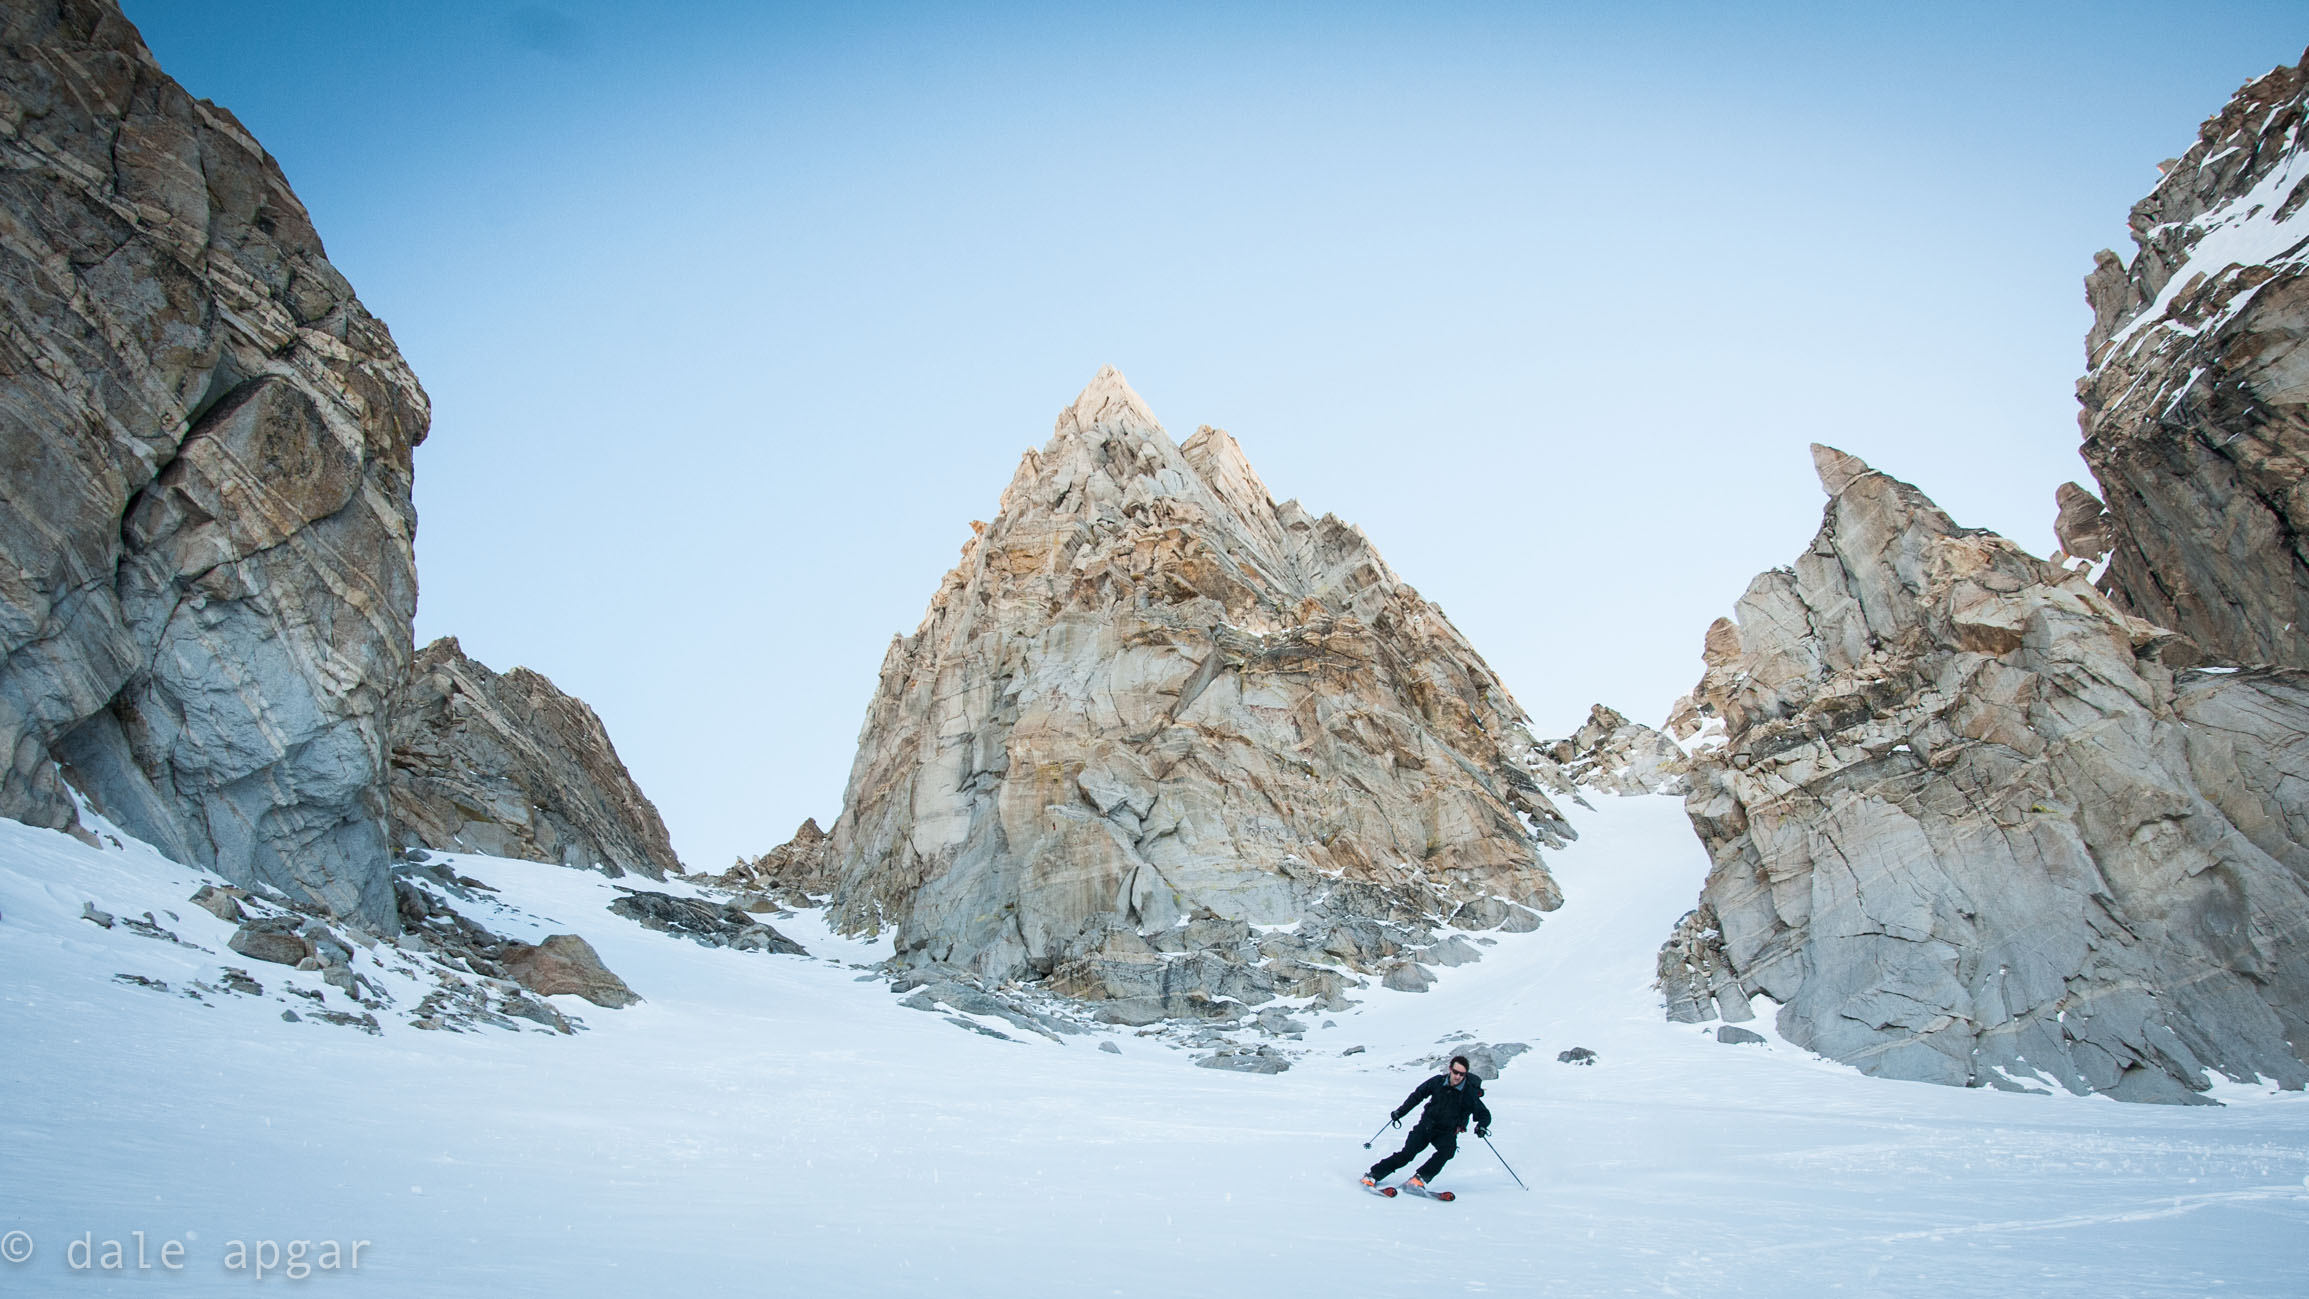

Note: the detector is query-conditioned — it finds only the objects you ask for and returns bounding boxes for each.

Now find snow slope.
[4,793,2306,1296]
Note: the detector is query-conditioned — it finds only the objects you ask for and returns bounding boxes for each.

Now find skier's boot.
[1360,1175,1377,1188]
[1406,1177,1426,1192]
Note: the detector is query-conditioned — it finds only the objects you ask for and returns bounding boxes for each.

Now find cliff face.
[387,638,681,881]
[0,0,426,928]
[1664,447,2309,1103]
[2075,50,2309,669]
[811,368,1568,1021]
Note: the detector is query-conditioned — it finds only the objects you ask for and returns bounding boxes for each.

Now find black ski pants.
[1369,1121,1458,1182]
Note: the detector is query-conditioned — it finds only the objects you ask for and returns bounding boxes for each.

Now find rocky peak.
[1668,447,2309,1103]
[1055,363,1161,441]
[815,367,1567,1023]
[2084,49,2309,359]
[715,817,833,908]
[1537,705,1690,798]
[2075,49,2309,669]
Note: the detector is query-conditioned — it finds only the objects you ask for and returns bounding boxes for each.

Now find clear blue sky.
[122,1,2307,870]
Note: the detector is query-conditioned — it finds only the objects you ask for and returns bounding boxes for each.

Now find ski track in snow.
[4,796,2306,1295]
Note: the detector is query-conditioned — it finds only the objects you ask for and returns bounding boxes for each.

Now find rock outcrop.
[0,0,426,928]
[2050,482,2113,567]
[1537,704,1690,797]
[1665,446,2309,1103]
[606,888,806,956]
[813,367,1568,1022]
[387,637,680,880]
[714,817,830,907]
[2076,50,2309,669]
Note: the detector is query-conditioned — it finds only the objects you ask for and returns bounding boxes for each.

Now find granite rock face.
[2076,50,2309,669]
[814,367,1568,1021]
[0,0,427,928]
[1665,446,2309,1103]
[387,637,679,880]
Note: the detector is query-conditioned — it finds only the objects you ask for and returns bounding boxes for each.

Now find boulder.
[1382,962,1435,993]
[228,918,314,968]
[2050,482,2112,565]
[188,885,247,924]
[1666,447,2309,1103]
[498,934,641,1008]
[1196,1046,1291,1074]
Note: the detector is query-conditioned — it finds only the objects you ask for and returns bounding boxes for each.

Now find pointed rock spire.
[1055,365,1160,441]
[1810,444,1873,497]
[813,371,1570,1014]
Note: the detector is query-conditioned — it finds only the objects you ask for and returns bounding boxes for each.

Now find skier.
[1363,1055,1490,1196]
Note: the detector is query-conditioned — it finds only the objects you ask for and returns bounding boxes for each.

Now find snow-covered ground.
[4,794,2306,1296]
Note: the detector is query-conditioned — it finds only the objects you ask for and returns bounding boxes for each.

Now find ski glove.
[1474,1126,1489,1139]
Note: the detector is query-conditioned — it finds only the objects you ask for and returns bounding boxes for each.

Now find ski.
[1401,1184,1456,1202]
[1360,1179,1397,1198]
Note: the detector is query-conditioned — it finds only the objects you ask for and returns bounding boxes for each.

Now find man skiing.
[1362,1055,1490,1197]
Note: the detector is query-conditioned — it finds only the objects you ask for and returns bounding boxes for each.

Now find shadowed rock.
[388,638,680,880]
[0,0,428,929]
[607,889,806,956]
[2077,49,2309,668]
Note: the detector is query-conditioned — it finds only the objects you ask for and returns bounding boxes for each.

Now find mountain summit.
[808,367,1569,1022]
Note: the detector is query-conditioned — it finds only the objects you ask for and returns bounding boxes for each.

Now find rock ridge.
[387,637,681,880]
[2075,48,2309,669]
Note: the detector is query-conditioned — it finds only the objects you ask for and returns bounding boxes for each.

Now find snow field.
[3,794,2306,1296]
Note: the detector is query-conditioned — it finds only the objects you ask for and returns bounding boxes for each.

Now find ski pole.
[1481,1135,1528,1191]
[1361,1119,1396,1149]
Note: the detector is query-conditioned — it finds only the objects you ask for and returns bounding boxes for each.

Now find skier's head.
[1448,1056,1470,1080]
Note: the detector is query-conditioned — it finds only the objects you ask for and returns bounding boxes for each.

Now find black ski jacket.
[1393,1072,1491,1133]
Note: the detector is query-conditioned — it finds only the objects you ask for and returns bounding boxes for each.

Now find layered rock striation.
[387,637,681,880]
[810,367,1569,1022]
[2075,50,2309,669]
[0,0,426,928]
[1664,446,2309,1103]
